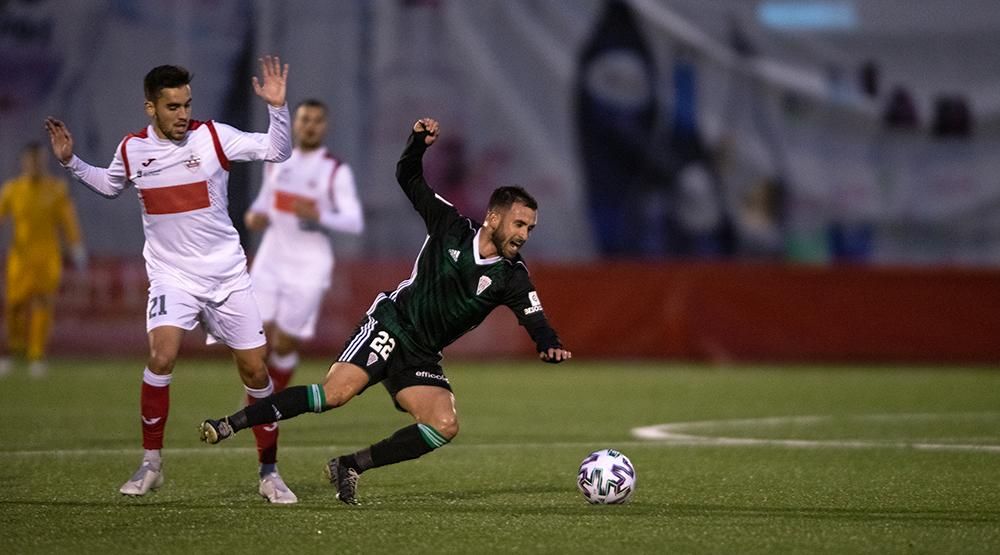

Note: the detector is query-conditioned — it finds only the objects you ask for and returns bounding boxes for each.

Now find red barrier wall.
[46,258,1000,364]
[528,262,1000,364]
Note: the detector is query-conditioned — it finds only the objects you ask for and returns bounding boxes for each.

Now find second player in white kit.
[246,99,364,392]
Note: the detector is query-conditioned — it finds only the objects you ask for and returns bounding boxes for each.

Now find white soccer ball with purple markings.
[577,448,636,504]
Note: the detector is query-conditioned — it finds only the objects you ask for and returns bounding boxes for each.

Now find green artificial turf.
[1,359,998,554]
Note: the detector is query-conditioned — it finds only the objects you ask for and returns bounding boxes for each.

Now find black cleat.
[198,418,234,444]
[324,456,360,505]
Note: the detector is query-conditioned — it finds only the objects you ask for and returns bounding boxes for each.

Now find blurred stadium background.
[3,0,1000,362]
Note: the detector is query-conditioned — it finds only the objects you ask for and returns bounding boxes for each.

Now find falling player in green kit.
[199,117,572,504]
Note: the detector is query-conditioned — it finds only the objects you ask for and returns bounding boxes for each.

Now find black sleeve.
[395,130,461,235]
[503,264,563,355]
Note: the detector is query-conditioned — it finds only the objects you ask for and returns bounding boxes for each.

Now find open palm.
[44,117,74,164]
[252,55,289,107]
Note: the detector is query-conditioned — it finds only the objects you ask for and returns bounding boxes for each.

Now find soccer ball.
[577,448,636,504]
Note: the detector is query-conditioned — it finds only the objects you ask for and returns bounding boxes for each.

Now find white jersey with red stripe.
[63,104,291,302]
[249,146,363,288]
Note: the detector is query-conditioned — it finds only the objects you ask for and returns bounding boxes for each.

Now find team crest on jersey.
[367,352,378,366]
[449,249,461,262]
[185,153,201,170]
[476,276,492,296]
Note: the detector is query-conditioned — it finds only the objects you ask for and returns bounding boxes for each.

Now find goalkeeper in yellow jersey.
[0,142,86,378]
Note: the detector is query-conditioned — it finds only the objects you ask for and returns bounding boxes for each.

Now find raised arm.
[45,117,128,198]
[211,56,291,165]
[394,117,459,233]
[212,104,291,165]
[252,55,291,162]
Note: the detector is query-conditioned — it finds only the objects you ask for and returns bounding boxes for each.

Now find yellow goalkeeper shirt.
[0,173,83,298]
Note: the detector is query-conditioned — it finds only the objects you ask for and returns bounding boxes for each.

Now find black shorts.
[338,314,452,411]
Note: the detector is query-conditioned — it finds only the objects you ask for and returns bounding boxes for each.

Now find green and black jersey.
[367,131,562,360]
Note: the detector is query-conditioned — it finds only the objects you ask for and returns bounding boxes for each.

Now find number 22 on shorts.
[369,331,396,360]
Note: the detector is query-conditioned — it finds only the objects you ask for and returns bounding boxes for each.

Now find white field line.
[0,442,658,458]
[631,413,1000,454]
[5,413,999,457]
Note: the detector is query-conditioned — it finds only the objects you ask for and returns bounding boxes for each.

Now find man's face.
[147,85,192,141]
[489,202,537,259]
[293,105,327,150]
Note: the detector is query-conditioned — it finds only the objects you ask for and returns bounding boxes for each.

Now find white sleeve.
[214,104,291,163]
[62,149,129,198]
[249,163,276,214]
[318,164,364,235]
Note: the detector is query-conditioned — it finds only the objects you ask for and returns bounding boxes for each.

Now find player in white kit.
[246,99,364,392]
[44,57,299,503]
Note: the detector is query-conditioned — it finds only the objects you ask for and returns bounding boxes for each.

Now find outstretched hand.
[539,347,572,364]
[413,118,439,146]
[252,55,289,107]
[44,117,74,164]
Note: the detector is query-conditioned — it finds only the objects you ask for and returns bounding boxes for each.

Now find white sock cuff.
[245,379,274,399]
[268,351,299,371]
[143,368,172,387]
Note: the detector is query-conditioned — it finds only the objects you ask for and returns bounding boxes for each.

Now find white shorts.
[252,276,326,340]
[146,284,266,350]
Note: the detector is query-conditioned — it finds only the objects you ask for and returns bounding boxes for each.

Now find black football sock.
[356,423,450,472]
[228,383,328,431]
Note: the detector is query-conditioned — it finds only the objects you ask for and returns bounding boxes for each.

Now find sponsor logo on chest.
[135,151,202,179]
[136,158,161,178]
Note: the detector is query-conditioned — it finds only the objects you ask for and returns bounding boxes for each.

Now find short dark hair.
[144,65,193,102]
[488,185,538,212]
[295,98,328,113]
